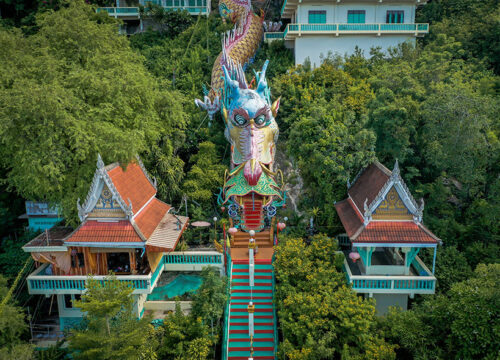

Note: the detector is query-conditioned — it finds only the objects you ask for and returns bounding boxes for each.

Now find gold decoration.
[372,186,412,220]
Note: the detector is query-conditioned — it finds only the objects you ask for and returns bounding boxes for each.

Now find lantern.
[349,252,360,263]
[277,222,286,231]
[228,227,238,235]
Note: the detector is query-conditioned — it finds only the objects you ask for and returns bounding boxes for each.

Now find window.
[63,294,81,309]
[386,10,404,24]
[107,252,131,274]
[347,10,365,24]
[308,10,326,24]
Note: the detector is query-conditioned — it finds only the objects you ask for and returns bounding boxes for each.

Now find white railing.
[284,23,429,38]
[343,256,436,295]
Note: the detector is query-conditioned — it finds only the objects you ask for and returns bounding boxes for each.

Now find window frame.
[308,10,327,24]
[386,10,404,24]
[347,10,366,24]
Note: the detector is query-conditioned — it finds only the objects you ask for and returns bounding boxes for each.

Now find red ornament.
[221,206,226,212]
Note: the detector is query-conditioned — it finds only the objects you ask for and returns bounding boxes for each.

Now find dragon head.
[222,60,280,186]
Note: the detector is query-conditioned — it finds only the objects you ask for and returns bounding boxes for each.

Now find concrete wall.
[295,35,414,66]
[372,293,408,315]
[296,3,415,23]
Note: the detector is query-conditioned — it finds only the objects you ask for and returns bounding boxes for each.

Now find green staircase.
[224,258,277,360]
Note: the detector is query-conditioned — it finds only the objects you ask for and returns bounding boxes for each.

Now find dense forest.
[0,0,498,359]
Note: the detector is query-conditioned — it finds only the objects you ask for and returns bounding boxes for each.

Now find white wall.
[295,35,415,66]
[296,3,415,23]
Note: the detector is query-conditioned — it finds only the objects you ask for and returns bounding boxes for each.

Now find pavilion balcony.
[26,251,224,296]
[342,249,436,295]
[281,23,429,40]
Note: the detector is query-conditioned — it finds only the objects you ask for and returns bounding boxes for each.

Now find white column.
[248,302,255,337]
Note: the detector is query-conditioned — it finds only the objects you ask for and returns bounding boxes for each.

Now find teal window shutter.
[308,10,326,24]
[347,10,365,24]
[386,10,404,24]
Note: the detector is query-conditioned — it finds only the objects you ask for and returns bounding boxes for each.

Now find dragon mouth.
[243,159,262,186]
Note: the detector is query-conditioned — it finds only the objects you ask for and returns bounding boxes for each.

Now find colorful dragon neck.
[195,0,264,117]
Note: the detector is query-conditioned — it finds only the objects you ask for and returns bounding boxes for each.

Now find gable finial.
[393,158,400,177]
[97,154,105,169]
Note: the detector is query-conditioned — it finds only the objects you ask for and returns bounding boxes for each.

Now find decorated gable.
[88,184,125,219]
[372,186,412,220]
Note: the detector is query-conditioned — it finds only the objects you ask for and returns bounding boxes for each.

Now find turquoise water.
[147,274,202,301]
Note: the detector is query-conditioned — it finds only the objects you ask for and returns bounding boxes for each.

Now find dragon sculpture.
[195,0,284,231]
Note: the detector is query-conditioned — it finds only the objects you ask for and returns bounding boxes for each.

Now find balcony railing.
[97,3,210,17]
[27,251,224,295]
[264,32,285,42]
[343,256,436,295]
[283,23,429,39]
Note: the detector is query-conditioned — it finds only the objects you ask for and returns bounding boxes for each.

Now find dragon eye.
[234,114,247,126]
[255,115,266,125]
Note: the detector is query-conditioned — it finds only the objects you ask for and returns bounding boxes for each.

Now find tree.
[191,266,227,335]
[0,0,188,224]
[381,263,500,360]
[0,275,34,360]
[158,302,214,360]
[182,141,226,207]
[68,275,159,360]
[275,235,396,359]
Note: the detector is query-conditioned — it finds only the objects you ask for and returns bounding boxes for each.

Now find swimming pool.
[147,274,202,301]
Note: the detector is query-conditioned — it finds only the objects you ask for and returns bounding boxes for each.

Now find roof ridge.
[135,155,157,191]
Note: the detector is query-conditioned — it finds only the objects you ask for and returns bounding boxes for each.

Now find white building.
[268,0,429,66]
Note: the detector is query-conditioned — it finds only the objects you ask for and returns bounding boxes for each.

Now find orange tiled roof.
[348,162,390,212]
[354,221,439,244]
[65,220,143,243]
[107,162,156,215]
[335,198,363,238]
[135,198,171,239]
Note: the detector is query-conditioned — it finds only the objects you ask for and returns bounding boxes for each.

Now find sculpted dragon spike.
[195,0,264,117]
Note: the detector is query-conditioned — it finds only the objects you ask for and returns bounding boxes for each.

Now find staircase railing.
[222,252,232,360]
[272,253,278,358]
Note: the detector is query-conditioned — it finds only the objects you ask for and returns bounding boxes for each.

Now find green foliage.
[272,61,376,228]
[381,263,500,360]
[0,275,34,360]
[191,267,227,331]
[0,0,188,224]
[183,141,226,207]
[158,302,214,360]
[139,3,195,37]
[275,235,396,359]
[68,275,159,360]
[0,231,34,279]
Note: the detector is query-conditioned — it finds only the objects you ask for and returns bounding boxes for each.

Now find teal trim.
[356,246,374,267]
[404,248,420,268]
[139,306,145,319]
[222,252,232,360]
[28,217,62,231]
[29,277,149,292]
[264,32,284,40]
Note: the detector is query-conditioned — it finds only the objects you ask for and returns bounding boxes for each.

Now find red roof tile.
[353,221,439,244]
[65,220,143,243]
[335,198,363,238]
[135,198,171,239]
[349,162,390,213]
[107,162,156,215]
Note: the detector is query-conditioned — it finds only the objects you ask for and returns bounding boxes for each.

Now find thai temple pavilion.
[335,160,440,314]
[22,155,194,334]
